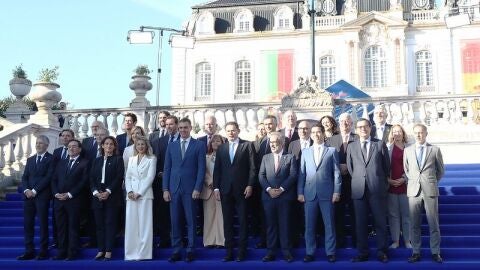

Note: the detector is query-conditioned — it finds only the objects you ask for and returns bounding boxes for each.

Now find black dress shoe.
[284,253,294,263]
[49,243,57,249]
[94,253,105,261]
[303,254,314,262]
[36,253,49,260]
[408,253,421,263]
[65,256,76,261]
[327,255,336,263]
[262,253,275,262]
[377,254,388,263]
[17,253,35,260]
[52,255,67,260]
[168,253,181,263]
[236,250,246,262]
[255,242,266,249]
[185,252,194,262]
[351,255,369,262]
[81,242,92,248]
[222,249,233,262]
[432,254,443,263]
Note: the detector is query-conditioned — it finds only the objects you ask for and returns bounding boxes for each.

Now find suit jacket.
[371,124,392,142]
[257,136,290,168]
[149,129,167,143]
[259,153,297,201]
[326,133,358,164]
[82,136,98,162]
[51,157,89,200]
[213,139,256,196]
[162,138,206,194]
[287,138,313,164]
[298,146,341,201]
[346,138,390,199]
[89,155,124,208]
[279,127,299,142]
[152,133,180,176]
[403,143,444,197]
[22,152,54,199]
[125,155,156,200]
[53,146,68,163]
[116,133,130,155]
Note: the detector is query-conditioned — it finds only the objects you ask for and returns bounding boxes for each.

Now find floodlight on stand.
[445,13,471,29]
[127,30,155,44]
[169,34,195,49]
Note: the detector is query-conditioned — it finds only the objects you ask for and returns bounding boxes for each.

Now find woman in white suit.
[124,136,156,260]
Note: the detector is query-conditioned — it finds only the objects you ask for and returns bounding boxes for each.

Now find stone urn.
[129,75,152,107]
[28,81,62,126]
[9,78,32,98]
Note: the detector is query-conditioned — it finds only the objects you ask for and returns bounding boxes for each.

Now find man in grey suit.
[298,124,341,263]
[258,132,297,263]
[346,118,390,263]
[404,124,445,264]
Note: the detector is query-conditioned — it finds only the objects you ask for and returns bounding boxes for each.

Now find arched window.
[274,6,294,30]
[364,46,387,88]
[234,9,254,33]
[415,50,434,87]
[195,62,212,100]
[196,12,215,35]
[235,60,251,96]
[319,55,336,88]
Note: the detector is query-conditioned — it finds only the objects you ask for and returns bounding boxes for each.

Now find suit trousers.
[409,191,440,254]
[23,197,50,253]
[221,193,249,250]
[125,198,153,260]
[387,193,410,243]
[202,196,225,246]
[305,198,336,256]
[263,199,292,255]
[93,204,119,252]
[170,193,197,253]
[353,189,388,256]
[54,198,81,257]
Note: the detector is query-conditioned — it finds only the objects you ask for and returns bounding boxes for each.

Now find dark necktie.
[36,155,42,164]
[169,135,174,143]
[67,159,74,174]
[181,140,186,159]
[61,147,68,159]
[361,141,368,161]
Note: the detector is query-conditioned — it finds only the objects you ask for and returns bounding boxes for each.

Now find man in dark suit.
[17,135,54,260]
[346,118,390,263]
[197,115,220,148]
[371,105,392,142]
[326,112,358,248]
[51,139,89,260]
[149,110,170,141]
[82,121,105,162]
[279,110,299,142]
[298,124,341,263]
[151,115,179,247]
[258,132,297,263]
[116,112,137,155]
[163,117,206,263]
[287,119,312,246]
[213,121,256,262]
[404,124,445,263]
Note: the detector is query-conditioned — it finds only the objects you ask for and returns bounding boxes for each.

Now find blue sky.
[0,0,201,109]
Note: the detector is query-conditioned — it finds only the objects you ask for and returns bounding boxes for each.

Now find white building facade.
[170,0,480,105]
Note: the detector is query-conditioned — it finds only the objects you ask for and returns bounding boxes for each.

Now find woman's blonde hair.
[133,135,153,156]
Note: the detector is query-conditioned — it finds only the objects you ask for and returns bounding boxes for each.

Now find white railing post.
[111,113,119,137]
[147,111,156,135]
[80,113,90,139]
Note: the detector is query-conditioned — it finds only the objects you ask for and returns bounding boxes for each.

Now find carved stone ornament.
[360,23,388,47]
[344,0,357,14]
[282,75,334,110]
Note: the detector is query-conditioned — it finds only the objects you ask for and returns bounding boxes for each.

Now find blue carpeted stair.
[1,164,479,269]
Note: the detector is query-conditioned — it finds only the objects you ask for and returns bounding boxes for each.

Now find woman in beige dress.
[200,134,225,247]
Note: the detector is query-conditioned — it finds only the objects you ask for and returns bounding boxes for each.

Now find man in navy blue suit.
[151,115,179,247]
[82,120,105,162]
[116,112,137,155]
[298,124,341,263]
[17,135,54,260]
[163,117,206,263]
[51,139,89,261]
[258,132,297,263]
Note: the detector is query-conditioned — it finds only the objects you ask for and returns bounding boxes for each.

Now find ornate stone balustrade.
[404,10,441,24]
[315,15,346,30]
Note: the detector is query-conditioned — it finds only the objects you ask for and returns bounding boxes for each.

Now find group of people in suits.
[17,105,445,264]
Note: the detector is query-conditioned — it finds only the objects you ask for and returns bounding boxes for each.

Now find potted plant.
[30,66,62,117]
[129,65,153,107]
[9,64,32,99]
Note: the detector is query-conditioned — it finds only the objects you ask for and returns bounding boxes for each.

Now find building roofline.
[192,0,303,9]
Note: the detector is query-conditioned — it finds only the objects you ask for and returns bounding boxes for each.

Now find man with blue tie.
[151,115,179,247]
[163,117,206,263]
[347,118,390,263]
[404,124,445,263]
[17,135,54,260]
[51,139,89,260]
[258,132,297,263]
[298,124,341,263]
